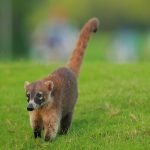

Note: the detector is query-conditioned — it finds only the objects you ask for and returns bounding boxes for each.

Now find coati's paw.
[44,135,51,142]
[34,131,41,139]
[59,128,68,135]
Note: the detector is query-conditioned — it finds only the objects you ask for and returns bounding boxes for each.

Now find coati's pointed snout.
[27,103,34,111]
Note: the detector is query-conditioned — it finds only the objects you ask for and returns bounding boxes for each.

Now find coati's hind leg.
[59,112,73,135]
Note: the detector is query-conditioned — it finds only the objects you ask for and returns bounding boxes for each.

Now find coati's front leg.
[43,111,60,141]
[34,126,42,138]
[29,112,42,139]
[59,112,73,135]
[31,121,42,139]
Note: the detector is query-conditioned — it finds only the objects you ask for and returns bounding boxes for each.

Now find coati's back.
[51,67,78,117]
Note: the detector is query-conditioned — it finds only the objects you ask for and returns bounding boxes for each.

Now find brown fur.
[24,18,99,141]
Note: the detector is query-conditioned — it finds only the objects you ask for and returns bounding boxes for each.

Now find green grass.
[0,61,150,150]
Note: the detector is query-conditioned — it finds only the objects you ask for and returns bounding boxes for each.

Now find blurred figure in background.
[30,9,78,62]
[107,29,139,63]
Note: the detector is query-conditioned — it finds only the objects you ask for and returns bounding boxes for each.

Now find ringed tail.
[67,17,100,77]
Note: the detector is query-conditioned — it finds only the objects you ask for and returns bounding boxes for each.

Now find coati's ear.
[44,80,54,91]
[24,81,30,90]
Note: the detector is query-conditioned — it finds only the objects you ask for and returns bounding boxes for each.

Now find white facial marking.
[39,91,43,94]
[48,92,53,102]
[38,91,43,100]
[39,97,43,100]
[26,91,30,95]
[29,100,39,109]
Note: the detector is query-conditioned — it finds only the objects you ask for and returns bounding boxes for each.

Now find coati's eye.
[36,92,43,99]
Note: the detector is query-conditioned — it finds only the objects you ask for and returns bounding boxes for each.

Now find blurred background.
[0,0,150,63]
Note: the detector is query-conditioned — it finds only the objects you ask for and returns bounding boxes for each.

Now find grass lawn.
[0,61,150,150]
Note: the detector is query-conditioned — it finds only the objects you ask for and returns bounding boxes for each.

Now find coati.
[24,17,99,141]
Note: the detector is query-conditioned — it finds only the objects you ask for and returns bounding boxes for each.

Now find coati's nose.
[27,103,34,111]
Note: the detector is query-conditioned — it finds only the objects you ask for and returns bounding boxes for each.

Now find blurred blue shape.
[108,29,140,63]
[30,16,78,62]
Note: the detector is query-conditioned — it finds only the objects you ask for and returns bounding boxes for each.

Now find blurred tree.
[12,0,44,59]
[0,0,12,60]
[28,0,150,30]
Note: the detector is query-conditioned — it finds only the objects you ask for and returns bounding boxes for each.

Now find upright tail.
[67,17,99,77]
